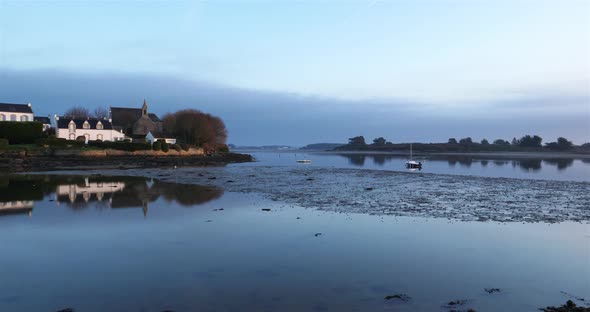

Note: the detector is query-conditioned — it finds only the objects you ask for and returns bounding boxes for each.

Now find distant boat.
[405,144,422,170]
[296,159,312,164]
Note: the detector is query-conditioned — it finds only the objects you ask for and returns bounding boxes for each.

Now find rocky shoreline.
[0,150,253,172]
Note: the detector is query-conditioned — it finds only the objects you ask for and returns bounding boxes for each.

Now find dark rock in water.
[306,178,314,181]
[261,208,271,211]
[56,309,75,312]
[213,208,224,211]
[384,294,411,301]
[208,177,217,180]
[485,288,501,294]
[205,220,212,223]
[226,180,235,183]
[314,233,322,237]
[539,300,590,311]
[198,173,204,177]
[365,187,374,191]
[296,217,301,219]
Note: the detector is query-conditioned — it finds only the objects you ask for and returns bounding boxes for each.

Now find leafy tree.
[511,137,519,146]
[448,138,457,144]
[348,136,366,145]
[162,109,227,147]
[481,139,489,145]
[518,135,542,148]
[64,106,90,118]
[545,137,573,150]
[372,137,386,146]
[459,137,473,145]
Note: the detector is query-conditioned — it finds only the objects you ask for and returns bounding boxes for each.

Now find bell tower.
[142,99,148,116]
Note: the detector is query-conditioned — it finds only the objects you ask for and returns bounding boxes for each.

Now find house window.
[0,114,5,121]
[96,122,103,130]
[83,121,90,129]
[69,133,76,140]
[10,114,16,121]
[84,133,90,143]
[20,115,28,122]
[69,122,76,132]
[97,134,103,140]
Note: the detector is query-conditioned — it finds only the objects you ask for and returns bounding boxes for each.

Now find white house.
[146,131,176,145]
[0,102,34,122]
[34,116,52,132]
[54,115,126,143]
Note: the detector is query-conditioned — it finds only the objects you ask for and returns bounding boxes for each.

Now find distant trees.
[517,135,543,148]
[493,139,510,146]
[348,136,366,146]
[372,137,386,146]
[459,137,473,145]
[64,106,91,118]
[94,107,109,119]
[545,137,573,150]
[64,106,109,119]
[448,138,457,144]
[162,109,227,149]
[481,139,489,145]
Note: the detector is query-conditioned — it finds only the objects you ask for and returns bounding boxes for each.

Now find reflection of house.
[0,201,34,216]
[56,179,125,203]
[110,100,164,141]
[0,102,34,122]
[54,116,126,143]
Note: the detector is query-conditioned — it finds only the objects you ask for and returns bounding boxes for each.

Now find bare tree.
[94,106,109,119]
[64,106,90,118]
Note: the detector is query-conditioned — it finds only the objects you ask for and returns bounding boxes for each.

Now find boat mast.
[410,143,413,161]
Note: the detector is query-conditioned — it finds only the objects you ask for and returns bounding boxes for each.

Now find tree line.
[341,134,581,152]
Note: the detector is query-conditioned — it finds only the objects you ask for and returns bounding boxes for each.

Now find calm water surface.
[0,175,588,312]
[236,151,590,182]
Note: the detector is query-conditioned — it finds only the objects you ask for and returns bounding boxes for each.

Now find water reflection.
[336,153,581,173]
[0,175,223,217]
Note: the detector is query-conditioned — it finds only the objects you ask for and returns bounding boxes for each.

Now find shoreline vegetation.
[300,135,590,155]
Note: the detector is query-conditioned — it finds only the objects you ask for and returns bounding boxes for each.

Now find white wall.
[0,112,34,122]
[56,127,126,143]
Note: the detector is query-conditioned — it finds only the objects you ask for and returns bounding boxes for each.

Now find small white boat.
[405,144,422,170]
[296,159,312,164]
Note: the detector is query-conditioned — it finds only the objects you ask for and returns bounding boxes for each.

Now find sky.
[1,0,589,145]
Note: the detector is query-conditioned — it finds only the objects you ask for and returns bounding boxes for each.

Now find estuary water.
[236,151,590,182]
[0,155,588,311]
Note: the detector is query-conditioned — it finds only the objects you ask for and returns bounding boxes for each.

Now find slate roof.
[34,116,51,124]
[110,107,161,127]
[0,103,33,114]
[56,117,113,130]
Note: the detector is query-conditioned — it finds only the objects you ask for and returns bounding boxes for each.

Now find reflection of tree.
[339,154,366,166]
[481,160,489,167]
[447,156,472,168]
[543,159,574,171]
[155,181,223,207]
[516,159,542,171]
[373,154,387,166]
[493,160,508,166]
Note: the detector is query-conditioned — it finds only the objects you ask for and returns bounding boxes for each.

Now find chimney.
[27,102,31,107]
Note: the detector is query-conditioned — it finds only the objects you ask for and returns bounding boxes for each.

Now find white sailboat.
[405,143,422,170]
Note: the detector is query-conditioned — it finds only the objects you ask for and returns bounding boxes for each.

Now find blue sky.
[1,0,589,145]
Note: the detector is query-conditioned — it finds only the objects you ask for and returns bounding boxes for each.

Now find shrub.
[161,142,169,153]
[153,141,162,151]
[36,138,68,147]
[76,136,86,142]
[173,144,182,152]
[217,144,229,153]
[0,139,8,149]
[0,121,43,144]
[180,143,190,151]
